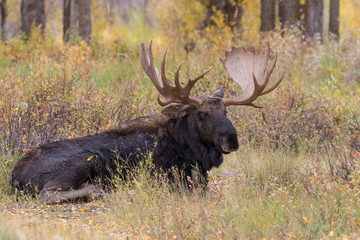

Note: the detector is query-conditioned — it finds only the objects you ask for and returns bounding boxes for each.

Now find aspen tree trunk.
[21,0,45,38]
[329,0,339,39]
[0,0,7,40]
[305,0,323,40]
[279,0,300,29]
[63,0,92,43]
[63,0,71,42]
[204,0,243,33]
[74,0,91,41]
[260,0,276,32]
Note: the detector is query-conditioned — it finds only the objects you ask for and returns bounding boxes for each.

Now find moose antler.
[221,43,284,108]
[141,41,212,107]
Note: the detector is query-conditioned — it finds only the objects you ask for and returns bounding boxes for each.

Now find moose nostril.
[221,134,239,152]
[228,134,239,150]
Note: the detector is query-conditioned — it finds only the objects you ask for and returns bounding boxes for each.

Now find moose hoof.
[38,190,54,204]
[86,185,103,199]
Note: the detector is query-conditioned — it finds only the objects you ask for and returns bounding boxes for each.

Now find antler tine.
[141,41,212,107]
[259,43,271,91]
[141,41,162,91]
[174,63,183,89]
[160,47,171,89]
[221,42,284,107]
[191,68,213,83]
[252,72,262,98]
[223,73,265,108]
[157,94,171,106]
[184,68,213,92]
[261,71,285,95]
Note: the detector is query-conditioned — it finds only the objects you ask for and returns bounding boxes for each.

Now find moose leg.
[190,164,208,191]
[38,182,103,204]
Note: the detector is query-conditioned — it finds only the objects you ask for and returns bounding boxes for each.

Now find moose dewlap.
[11,41,284,204]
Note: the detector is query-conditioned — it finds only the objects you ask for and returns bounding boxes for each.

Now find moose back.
[11,42,284,204]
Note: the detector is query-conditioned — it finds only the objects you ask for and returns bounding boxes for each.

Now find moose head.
[141,41,284,158]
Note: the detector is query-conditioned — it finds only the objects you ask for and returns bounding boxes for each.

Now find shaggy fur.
[11,95,239,203]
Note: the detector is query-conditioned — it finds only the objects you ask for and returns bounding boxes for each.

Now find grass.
[1,2,360,239]
[2,148,360,239]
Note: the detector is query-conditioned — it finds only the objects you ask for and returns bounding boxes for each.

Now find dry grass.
[2,148,360,239]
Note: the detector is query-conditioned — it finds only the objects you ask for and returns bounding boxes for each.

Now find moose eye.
[198,112,206,121]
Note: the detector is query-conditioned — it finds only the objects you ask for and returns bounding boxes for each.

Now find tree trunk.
[63,0,71,42]
[106,0,115,25]
[203,0,243,33]
[305,0,323,40]
[63,0,92,43]
[74,0,91,41]
[223,0,243,33]
[21,0,45,38]
[260,0,275,32]
[279,0,300,29]
[0,0,7,40]
[329,0,339,39]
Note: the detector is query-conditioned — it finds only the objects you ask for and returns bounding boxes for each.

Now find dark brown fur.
[11,93,239,203]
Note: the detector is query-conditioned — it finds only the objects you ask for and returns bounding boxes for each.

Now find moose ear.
[161,104,189,118]
[213,88,224,98]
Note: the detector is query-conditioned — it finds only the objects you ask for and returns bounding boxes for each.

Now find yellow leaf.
[303,216,309,224]
[28,212,34,217]
[87,155,94,161]
[79,208,86,212]
[287,232,297,239]
[4,159,13,164]
[22,135,27,143]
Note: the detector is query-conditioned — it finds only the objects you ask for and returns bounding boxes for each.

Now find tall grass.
[2,148,360,239]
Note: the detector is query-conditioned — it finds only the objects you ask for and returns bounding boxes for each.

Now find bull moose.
[11,41,284,204]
